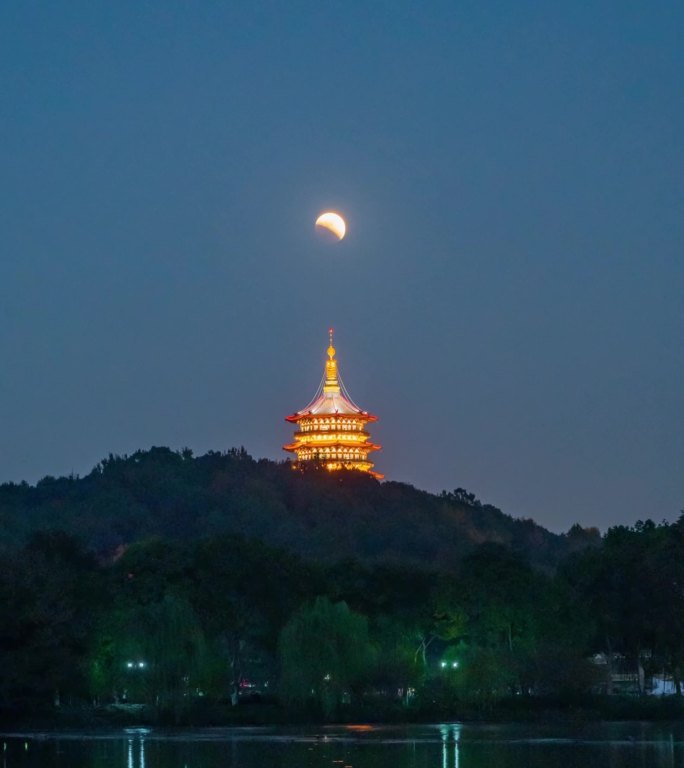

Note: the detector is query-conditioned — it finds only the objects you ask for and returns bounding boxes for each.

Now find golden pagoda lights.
[284,330,382,479]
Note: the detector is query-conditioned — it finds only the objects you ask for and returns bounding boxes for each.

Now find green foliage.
[453,645,518,707]
[369,616,424,699]
[559,517,684,695]
[0,447,570,570]
[0,532,98,709]
[91,593,209,716]
[278,597,375,716]
[0,448,682,720]
[189,535,318,703]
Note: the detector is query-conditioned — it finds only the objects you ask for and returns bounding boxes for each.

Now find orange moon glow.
[315,211,346,240]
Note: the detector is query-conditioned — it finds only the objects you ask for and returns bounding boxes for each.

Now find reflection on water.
[2,722,684,768]
[440,723,460,768]
[126,730,147,768]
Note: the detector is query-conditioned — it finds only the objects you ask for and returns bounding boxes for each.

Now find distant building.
[284,329,382,478]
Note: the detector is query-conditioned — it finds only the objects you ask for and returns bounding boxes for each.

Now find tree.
[562,520,677,695]
[191,535,316,704]
[90,593,209,721]
[0,532,100,710]
[90,538,210,720]
[279,597,374,716]
[642,516,684,695]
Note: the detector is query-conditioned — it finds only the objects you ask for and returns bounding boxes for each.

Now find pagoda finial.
[324,328,339,392]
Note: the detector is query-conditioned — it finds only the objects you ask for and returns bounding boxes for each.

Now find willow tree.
[91,592,209,722]
[279,597,374,716]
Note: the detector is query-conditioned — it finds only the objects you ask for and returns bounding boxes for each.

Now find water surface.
[3,722,684,767]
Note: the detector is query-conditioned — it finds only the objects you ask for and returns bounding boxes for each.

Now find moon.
[315,211,346,241]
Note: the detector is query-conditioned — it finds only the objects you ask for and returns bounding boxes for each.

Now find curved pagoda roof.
[285,330,378,423]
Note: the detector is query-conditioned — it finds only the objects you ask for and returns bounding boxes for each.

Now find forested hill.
[0,447,597,568]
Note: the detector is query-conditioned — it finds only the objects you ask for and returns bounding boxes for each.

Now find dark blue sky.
[1,1,682,532]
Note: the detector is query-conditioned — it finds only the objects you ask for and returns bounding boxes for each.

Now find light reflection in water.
[6,722,684,768]
[126,735,146,768]
[440,723,461,768]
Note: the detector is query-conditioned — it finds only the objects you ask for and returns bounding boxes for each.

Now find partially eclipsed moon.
[315,211,346,240]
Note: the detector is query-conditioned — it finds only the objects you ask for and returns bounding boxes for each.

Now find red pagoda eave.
[285,411,378,424]
[283,441,382,453]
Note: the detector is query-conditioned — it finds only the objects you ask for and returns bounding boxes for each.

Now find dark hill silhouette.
[0,447,595,568]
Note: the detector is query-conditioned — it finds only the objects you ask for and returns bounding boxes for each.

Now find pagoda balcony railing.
[293,431,371,442]
[297,423,367,433]
[298,451,370,462]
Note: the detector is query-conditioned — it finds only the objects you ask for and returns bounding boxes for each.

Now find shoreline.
[2,695,683,731]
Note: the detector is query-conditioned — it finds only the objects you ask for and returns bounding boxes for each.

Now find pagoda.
[284,330,382,479]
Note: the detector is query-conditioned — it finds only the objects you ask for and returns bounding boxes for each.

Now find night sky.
[1,2,682,533]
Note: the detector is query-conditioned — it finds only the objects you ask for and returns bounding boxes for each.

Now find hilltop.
[0,447,596,568]
[3,447,682,724]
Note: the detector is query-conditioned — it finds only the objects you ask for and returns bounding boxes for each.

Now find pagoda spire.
[324,328,339,393]
[284,330,382,479]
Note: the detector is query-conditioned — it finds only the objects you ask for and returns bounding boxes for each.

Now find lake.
[2,722,684,767]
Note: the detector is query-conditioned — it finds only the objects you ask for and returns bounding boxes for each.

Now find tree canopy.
[0,446,585,570]
[1,447,681,722]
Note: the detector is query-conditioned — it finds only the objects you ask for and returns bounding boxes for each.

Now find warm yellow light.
[294,432,367,445]
[284,329,382,479]
[315,211,346,241]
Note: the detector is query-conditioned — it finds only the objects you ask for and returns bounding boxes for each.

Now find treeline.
[0,447,591,570]
[1,515,683,722]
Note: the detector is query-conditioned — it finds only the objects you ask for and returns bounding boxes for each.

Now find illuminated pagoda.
[284,330,382,479]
